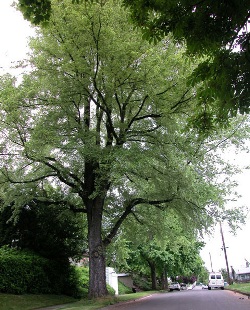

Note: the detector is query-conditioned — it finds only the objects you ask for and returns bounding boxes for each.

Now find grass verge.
[0,291,157,310]
[54,291,157,310]
[226,282,250,294]
[0,293,76,310]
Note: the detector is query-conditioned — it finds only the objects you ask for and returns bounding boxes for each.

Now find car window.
[211,275,215,279]
[216,275,221,279]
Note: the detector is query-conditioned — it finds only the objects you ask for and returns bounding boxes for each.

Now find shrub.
[107,284,116,296]
[118,280,133,294]
[132,273,151,291]
[0,247,79,296]
[0,247,50,294]
[74,266,89,297]
[74,267,115,297]
[0,247,119,297]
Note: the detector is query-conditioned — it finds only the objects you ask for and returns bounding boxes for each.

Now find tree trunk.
[87,196,108,298]
[148,261,157,290]
[161,268,168,290]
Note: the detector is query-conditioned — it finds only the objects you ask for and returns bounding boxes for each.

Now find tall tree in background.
[107,208,207,290]
[0,0,248,297]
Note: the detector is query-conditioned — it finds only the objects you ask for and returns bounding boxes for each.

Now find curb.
[226,288,250,299]
[34,306,66,310]
[100,294,155,309]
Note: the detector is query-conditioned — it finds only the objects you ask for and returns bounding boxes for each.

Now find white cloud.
[0,0,35,74]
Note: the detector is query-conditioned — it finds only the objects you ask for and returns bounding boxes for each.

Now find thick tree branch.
[170,88,193,111]
[103,197,175,246]
[41,159,83,192]
[127,95,149,130]
[0,169,57,184]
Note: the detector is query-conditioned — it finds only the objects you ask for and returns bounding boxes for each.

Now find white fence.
[106,267,119,295]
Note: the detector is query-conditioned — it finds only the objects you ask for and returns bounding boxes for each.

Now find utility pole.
[220,221,232,284]
[245,258,250,268]
[209,252,214,272]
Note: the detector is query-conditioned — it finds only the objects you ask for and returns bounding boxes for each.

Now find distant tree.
[196,267,209,285]
[220,268,229,283]
[118,236,205,290]
[108,208,213,290]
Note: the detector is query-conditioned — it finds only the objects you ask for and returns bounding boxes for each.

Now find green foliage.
[0,247,80,296]
[118,281,133,295]
[132,274,151,291]
[0,247,48,294]
[0,193,87,263]
[75,267,89,297]
[219,268,228,282]
[107,284,116,296]
[124,0,250,53]
[197,267,209,285]
[16,0,250,128]
[123,0,250,128]
[107,208,209,290]
[18,0,52,25]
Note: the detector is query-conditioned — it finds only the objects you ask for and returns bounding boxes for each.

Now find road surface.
[101,286,250,310]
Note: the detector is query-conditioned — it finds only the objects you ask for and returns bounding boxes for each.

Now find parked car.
[180,283,187,290]
[202,284,208,289]
[169,282,181,291]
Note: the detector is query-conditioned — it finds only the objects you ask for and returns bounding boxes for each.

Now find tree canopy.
[124,0,250,125]
[16,0,250,127]
[123,0,250,53]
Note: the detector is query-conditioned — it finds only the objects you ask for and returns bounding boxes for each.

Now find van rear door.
[208,273,224,290]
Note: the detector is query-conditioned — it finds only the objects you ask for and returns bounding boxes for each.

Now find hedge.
[0,247,79,296]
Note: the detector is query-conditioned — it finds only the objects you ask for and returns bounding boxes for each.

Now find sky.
[200,158,250,273]
[0,0,35,75]
[0,0,250,274]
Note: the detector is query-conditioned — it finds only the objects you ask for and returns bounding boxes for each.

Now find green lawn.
[226,282,250,294]
[0,293,76,310]
[0,291,156,310]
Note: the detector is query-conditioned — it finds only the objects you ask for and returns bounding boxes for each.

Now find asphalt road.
[101,286,250,310]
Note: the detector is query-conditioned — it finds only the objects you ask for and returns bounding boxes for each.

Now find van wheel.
[208,287,211,290]
[221,287,224,290]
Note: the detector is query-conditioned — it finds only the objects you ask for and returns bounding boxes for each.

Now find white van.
[208,272,224,290]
